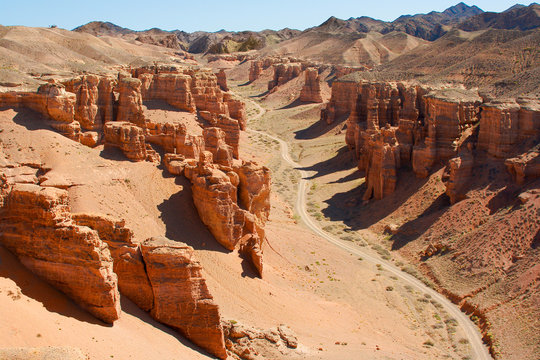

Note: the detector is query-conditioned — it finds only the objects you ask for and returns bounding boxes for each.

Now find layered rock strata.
[299,68,323,103]
[63,75,116,132]
[0,184,121,323]
[325,76,540,201]
[141,237,227,360]
[216,69,229,92]
[103,121,148,161]
[185,151,269,276]
[268,63,302,91]
[72,213,154,311]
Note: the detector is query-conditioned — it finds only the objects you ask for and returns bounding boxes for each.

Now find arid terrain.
[0,3,538,360]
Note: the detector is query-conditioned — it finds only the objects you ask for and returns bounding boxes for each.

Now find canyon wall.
[322,76,540,201]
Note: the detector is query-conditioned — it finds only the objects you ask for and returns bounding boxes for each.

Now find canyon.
[0,3,539,360]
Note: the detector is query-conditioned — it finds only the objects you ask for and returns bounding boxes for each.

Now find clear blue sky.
[1,1,535,32]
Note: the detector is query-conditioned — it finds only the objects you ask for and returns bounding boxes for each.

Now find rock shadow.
[278,99,305,110]
[9,107,54,132]
[0,245,108,326]
[98,146,131,162]
[240,254,259,279]
[294,116,346,140]
[157,176,228,254]
[390,193,450,250]
[322,169,435,230]
[299,146,356,180]
[119,296,212,357]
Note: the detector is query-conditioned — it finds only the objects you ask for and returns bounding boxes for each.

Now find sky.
[0,0,536,32]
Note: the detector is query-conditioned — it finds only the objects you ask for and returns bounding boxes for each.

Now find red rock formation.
[299,68,323,103]
[72,213,154,311]
[116,77,147,127]
[0,83,81,141]
[139,73,196,113]
[359,127,401,201]
[140,236,227,360]
[224,94,247,130]
[412,90,481,177]
[268,63,302,91]
[321,80,362,124]
[216,69,229,92]
[185,152,268,276]
[505,150,540,184]
[236,161,271,221]
[191,70,229,117]
[145,121,204,159]
[63,75,116,131]
[443,151,475,204]
[478,98,540,158]
[188,152,244,250]
[248,60,263,83]
[203,127,234,167]
[0,184,120,323]
[103,122,147,161]
[216,115,240,159]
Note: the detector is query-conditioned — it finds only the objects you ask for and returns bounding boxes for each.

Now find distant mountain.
[73,21,300,54]
[73,21,134,37]
[73,3,540,56]
[458,3,540,31]
[312,2,484,41]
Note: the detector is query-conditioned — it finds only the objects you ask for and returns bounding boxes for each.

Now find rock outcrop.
[505,150,540,184]
[116,77,147,127]
[63,75,116,132]
[299,68,323,103]
[103,121,147,161]
[216,69,229,92]
[0,83,81,141]
[141,237,227,360]
[478,98,540,158]
[249,60,263,83]
[328,78,483,199]
[442,150,475,204]
[412,89,481,177]
[185,152,269,276]
[0,184,121,323]
[268,63,302,91]
[139,72,196,113]
[72,213,154,311]
[222,321,299,360]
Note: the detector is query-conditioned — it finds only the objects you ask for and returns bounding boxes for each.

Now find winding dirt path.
[244,96,492,360]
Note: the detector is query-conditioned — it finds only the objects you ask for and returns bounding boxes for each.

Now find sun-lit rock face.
[478,98,540,158]
[299,68,323,103]
[0,184,121,324]
[216,69,229,92]
[185,151,268,277]
[116,77,147,127]
[140,236,227,360]
[412,89,481,178]
[72,213,154,312]
[268,63,302,91]
[64,74,116,131]
[139,72,197,113]
[103,121,147,161]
